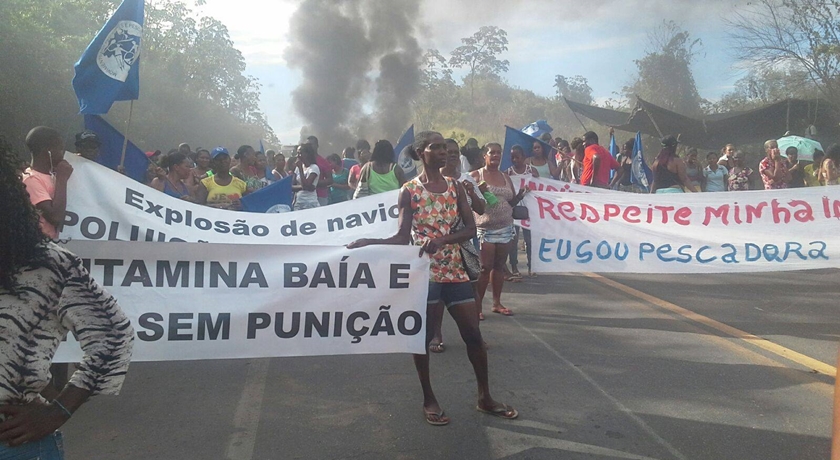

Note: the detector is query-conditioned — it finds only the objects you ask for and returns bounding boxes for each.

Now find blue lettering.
[656,244,675,262]
[745,243,762,262]
[721,244,739,264]
[614,243,629,261]
[783,242,807,261]
[762,244,783,262]
[539,238,555,262]
[639,243,655,261]
[809,241,829,260]
[676,245,692,263]
[596,241,612,260]
[556,239,572,260]
[696,246,717,264]
[576,240,593,263]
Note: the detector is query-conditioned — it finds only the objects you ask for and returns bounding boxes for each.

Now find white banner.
[54,241,429,362]
[63,154,400,245]
[524,187,840,273]
[510,175,611,195]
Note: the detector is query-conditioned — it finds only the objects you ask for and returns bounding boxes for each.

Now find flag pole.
[119,100,135,170]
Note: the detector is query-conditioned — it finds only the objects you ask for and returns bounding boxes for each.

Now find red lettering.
[558,202,578,221]
[789,200,814,222]
[771,199,791,224]
[536,197,560,220]
[653,205,675,224]
[623,206,641,223]
[703,205,730,226]
[580,203,600,223]
[604,204,621,221]
[674,207,691,226]
[746,202,766,223]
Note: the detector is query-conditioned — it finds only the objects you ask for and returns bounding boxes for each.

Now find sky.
[199,0,753,143]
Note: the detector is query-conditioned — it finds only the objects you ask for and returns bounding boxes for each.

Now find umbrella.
[777,135,823,162]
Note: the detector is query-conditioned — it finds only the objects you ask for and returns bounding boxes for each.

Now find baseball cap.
[661,135,680,147]
[75,130,100,146]
[210,147,230,159]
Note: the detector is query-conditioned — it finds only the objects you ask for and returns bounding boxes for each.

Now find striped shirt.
[0,243,134,407]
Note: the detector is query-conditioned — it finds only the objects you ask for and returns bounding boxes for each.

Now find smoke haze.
[285,0,421,150]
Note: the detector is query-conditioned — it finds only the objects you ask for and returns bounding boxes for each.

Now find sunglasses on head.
[427,143,446,150]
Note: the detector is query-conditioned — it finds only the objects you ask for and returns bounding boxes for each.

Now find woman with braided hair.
[0,136,134,458]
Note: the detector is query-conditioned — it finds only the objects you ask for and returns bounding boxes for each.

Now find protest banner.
[523,188,840,273]
[54,240,429,362]
[63,156,607,245]
[63,154,401,245]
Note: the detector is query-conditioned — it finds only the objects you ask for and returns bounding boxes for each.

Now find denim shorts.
[427,282,474,309]
[0,431,64,460]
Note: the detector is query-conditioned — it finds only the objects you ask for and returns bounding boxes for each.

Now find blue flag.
[72,0,144,114]
[630,131,653,192]
[394,125,417,179]
[501,126,555,172]
[240,175,294,213]
[259,140,265,154]
[84,114,149,183]
[609,133,619,181]
[521,120,553,139]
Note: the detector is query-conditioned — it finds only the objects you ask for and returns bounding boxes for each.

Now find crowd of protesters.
[4,122,839,450]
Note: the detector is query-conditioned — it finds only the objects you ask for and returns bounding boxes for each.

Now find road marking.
[225,359,270,460]
[513,317,688,460]
[585,273,837,378]
[486,426,662,460]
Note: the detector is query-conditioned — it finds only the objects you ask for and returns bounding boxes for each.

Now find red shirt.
[315,155,331,198]
[581,144,619,187]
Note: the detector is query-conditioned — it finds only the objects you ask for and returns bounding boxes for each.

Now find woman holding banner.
[0,137,134,458]
[348,131,518,426]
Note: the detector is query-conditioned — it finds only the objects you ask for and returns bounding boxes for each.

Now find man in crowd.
[759,139,791,190]
[786,147,805,188]
[581,131,619,188]
[342,146,358,171]
[21,127,72,240]
[74,130,101,161]
[305,135,333,206]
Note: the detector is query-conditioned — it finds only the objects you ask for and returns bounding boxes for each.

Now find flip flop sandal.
[492,307,513,316]
[478,312,485,321]
[429,343,445,353]
[476,404,519,420]
[424,410,450,426]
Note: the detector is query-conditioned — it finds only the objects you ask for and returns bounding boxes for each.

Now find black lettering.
[168,313,193,341]
[137,313,164,341]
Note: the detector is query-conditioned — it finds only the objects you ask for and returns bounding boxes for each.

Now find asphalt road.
[62,270,837,460]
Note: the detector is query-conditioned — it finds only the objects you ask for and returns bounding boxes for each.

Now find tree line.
[0,0,276,157]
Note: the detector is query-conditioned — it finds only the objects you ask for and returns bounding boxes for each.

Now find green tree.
[449,26,510,104]
[554,75,594,105]
[624,21,703,116]
[710,67,819,113]
[0,0,276,154]
[728,0,840,108]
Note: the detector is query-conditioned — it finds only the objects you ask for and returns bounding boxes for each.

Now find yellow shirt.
[201,175,247,207]
[803,164,821,187]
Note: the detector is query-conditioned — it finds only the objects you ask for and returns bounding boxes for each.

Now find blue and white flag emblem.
[72,0,144,114]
